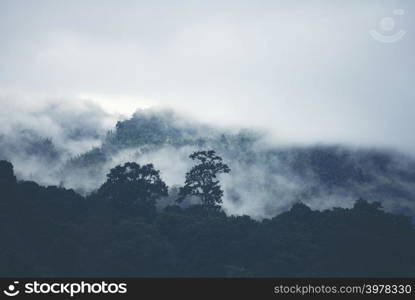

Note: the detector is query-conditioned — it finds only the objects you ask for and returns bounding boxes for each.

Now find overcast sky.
[0,0,414,153]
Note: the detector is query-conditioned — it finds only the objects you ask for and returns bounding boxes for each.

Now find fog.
[1,97,415,218]
[1,0,414,153]
[1,1,415,218]
[0,96,117,186]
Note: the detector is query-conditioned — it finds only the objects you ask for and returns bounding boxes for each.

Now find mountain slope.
[62,109,415,218]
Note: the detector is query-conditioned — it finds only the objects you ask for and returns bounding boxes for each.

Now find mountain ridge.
[1,108,415,219]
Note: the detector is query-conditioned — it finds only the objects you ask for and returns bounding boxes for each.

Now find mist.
[1,97,415,219]
[1,1,415,218]
[1,0,415,153]
[0,96,118,185]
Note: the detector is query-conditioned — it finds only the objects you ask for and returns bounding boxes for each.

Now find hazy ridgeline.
[2,101,415,277]
[1,101,415,219]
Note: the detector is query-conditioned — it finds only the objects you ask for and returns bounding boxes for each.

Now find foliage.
[96,162,168,220]
[1,159,415,277]
[177,150,231,211]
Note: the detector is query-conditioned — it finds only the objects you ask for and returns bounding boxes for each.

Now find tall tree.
[177,150,230,210]
[97,162,168,219]
[0,160,16,186]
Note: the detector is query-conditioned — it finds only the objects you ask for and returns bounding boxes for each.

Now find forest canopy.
[1,155,415,277]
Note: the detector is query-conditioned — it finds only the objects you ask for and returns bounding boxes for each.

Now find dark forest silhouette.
[1,152,415,277]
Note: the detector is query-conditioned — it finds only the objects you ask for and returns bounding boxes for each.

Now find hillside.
[65,110,415,218]
[1,109,415,219]
[1,160,414,277]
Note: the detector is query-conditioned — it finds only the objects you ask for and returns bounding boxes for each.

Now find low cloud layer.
[1,1,414,218]
[1,0,414,153]
[2,99,415,219]
[0,96,118,185]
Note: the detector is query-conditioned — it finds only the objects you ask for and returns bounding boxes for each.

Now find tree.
[0,160,17,186]
[177,150,230,211]
[0,161,17,207]
[97,162,168,219]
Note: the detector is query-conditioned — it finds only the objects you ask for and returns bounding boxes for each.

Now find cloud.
[1,98,415,219]
[0,1,415,219]
[0,95,119,185]
[0,0,414,154]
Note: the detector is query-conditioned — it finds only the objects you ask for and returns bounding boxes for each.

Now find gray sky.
[1,0,414,153]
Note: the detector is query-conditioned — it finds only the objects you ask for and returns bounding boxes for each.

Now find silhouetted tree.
[97,162,168,219]
[353,198,382,212]
[0,160,16,185]
[0,160,17,211]
[177,150,230,211]
[2,159,415,277]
